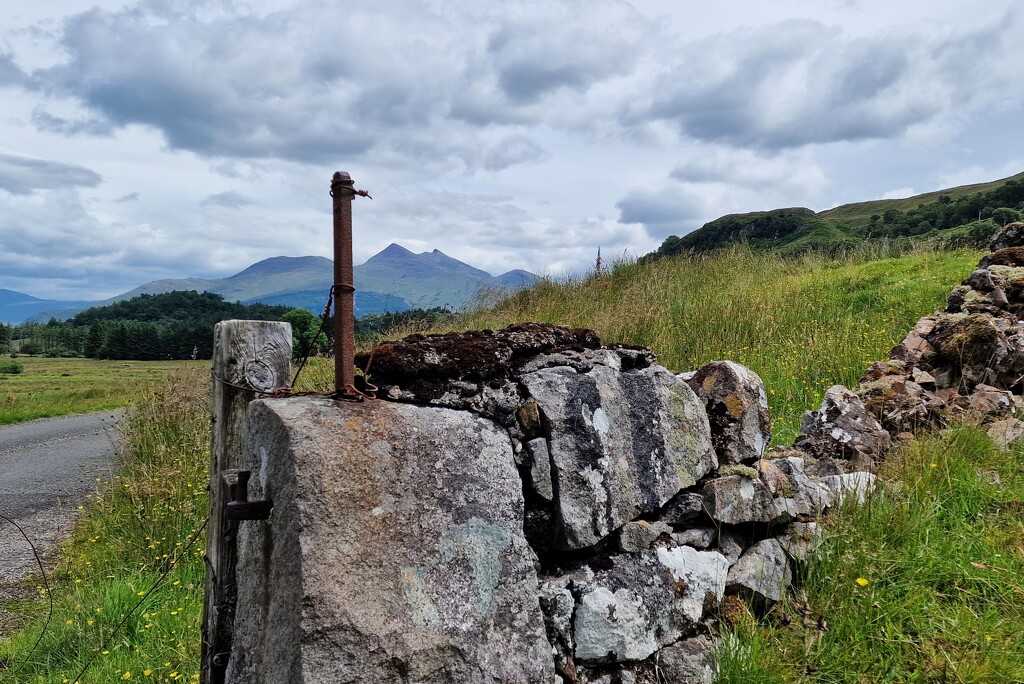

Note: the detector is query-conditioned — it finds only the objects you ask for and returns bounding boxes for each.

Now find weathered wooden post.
[201,320,291,684]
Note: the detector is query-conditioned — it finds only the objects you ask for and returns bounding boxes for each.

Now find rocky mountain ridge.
[0,244,539,324]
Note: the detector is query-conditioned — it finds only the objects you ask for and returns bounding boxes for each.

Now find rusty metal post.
[330,172,357,396]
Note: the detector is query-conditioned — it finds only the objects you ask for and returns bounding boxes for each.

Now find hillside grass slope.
[451,245,980,443]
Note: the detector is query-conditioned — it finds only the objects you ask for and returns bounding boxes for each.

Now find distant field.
[0,357,208,425]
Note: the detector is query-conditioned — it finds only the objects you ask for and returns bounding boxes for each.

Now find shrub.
[0,360,24,374]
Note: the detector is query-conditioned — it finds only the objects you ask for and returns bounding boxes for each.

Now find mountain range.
[0,244,540,324]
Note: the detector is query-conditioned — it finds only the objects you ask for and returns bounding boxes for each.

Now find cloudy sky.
[1,0,1022,300]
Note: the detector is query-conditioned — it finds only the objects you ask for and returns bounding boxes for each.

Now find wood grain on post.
[201,320,291,684]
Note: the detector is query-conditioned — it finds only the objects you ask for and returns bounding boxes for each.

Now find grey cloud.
[483,135,547,171]
[615,187,704,231]
[0,152,102,195]
[200,191,252,210]
[0,53,28,86]
[630,17,1017,149]
[115,192,140,203]
[482,4,651,104]
[669,148,828,195]
[31,107,115,136]
[30,1,652,166]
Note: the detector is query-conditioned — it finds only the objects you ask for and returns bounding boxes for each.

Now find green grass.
[0,357,207,426]
[0,367,210,683]
[444,245,980,443]
[718,427,1024,682]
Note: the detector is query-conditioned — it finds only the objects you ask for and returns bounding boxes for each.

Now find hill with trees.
[1,289,453,362]
[5,291,293,360]
[644,171,1024,260]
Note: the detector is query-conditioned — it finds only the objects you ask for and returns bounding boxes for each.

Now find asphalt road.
[0,410,124,622]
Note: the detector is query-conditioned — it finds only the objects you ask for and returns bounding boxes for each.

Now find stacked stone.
[359,330,881,683]
[835,222,1024,451]
[344,226,1024,682]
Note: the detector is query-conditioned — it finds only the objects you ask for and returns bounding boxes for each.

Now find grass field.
[0,357,208,426]
[5,244,1020,682]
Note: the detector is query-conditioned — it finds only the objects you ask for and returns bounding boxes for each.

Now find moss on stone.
[717,464,759,479]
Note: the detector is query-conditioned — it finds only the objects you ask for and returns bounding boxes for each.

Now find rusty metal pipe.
[330,172,356,396]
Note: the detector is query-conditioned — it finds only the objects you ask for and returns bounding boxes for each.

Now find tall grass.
[1,367,209,683]
[718,427,1024,681]
[448,245,979,442]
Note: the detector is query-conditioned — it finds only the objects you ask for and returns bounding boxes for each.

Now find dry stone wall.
[225,224,1024,683]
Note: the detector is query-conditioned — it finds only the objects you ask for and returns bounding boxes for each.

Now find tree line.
[0,291,451,361]
[863,180,1024,238]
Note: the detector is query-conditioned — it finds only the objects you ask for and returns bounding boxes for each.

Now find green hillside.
[445,245,980,443]
[647,171,1024,260]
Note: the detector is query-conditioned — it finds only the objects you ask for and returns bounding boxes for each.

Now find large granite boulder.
[228,397,553,683]
[522,363,716,550]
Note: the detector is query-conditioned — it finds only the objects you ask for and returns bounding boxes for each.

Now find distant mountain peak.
[367,243,416,262]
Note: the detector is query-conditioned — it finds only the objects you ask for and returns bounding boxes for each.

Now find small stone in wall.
[672,527,717,550]
[820,471,878,507]
[570,548,728,663]
[716,530,748,566]
[656,490,706,526]
[989,221,1024,251]
[701,470,783,526]
[928,313,1010,388]
[889,317,937,367]
[618,520,672,553]
[769,457,831,517]
[795,385,891,471]
[985,247,1024,267]
[776,522,820,562]
[523,438,555,501]
[726,538,792,605]
[911,367,936,390]
[656,635,718,684]
[968,384,1018,420]
[516,398,543,439]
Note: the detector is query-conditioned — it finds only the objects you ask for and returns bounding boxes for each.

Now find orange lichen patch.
[723,393,745,419]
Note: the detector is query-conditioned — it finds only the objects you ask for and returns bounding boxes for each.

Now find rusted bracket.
[225,470,273,521]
